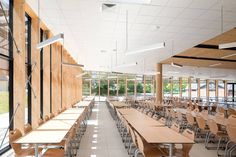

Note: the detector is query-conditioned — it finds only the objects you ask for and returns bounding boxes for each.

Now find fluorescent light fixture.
[62,62,84,67]
[221,53,236,59]
[209,63,222,67]
[219,41,236,49]
[115,62,138,68]
[125,42,165,56]
[171,62,183,68]
[110,0,151,4]
[37,33,64,49]
[75,72,87,78]
[144,72,160,75]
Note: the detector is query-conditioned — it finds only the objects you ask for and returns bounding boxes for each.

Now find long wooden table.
[175,108,228,126]
[15,104,89,157]
[117,108,194,157]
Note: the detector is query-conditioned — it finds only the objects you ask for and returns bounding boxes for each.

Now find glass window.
[163,78,171,97]
[91,79,99,96]
[218,80,225,101]
[173,77,180,97]
[200,79,206,99]
[118,75,125,96]
[145,76,153,97]
[182,78,189,98]
[136,75,144,97]
[99,73,107,96]
[127,75,135,96]
[109,76,117,96]
[0,0,12,153]
[82,79,90,96]
[191,78,198,99]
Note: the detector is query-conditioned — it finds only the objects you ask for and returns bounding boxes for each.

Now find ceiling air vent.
[102,3,116,11]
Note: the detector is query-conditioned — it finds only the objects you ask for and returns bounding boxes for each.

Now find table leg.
[35,144,39,157]
[169,143,173,157]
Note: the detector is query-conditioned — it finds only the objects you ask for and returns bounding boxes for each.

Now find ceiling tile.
[189,0,219,9]
[158,7,184,18]
[166,0,192,8]
[138,5,162,16]
[134,15,155,24]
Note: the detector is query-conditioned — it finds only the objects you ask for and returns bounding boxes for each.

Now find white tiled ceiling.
[26,0,236,76]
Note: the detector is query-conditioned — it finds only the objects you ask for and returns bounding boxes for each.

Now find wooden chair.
[49,113,55,119]
[134,130,166,157]
[225,124,236,157]
[9,129,42,157]
[186,113,196,130]
[171,122,180,133]
[195,115,209,142]
[152,114,159,120]
[228,115,236,125]
[147,112,153,118]
[38,118,44,126]
[174,129,195,157]
[228,108,236,116]
[158,117,166,125]
[24,123,32,134]
[44,115,50,122]
[206,119,228,156]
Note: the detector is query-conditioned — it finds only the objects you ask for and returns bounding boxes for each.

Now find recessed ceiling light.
[100,50,107,53]
[171,62,183,68]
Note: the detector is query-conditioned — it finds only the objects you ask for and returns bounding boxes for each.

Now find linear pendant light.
[37,33,64,49]
[171,62,183,68]
[125,42,165,55]
[219,42,236,49]
[221,53,236,59]
[115,62,138,68]
[75,72,87,78]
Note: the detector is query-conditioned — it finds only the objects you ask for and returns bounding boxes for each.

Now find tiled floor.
[77,102,129,157]
[77,101,219,157]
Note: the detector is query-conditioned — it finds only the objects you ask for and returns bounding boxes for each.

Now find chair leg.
[229,145,236,157]
[217,137,222,156]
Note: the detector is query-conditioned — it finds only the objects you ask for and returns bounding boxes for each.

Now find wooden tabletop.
[15,130,68,144]
[111,101,130,108]
[37,119,76,130]
[117,108,139,115]
[73,101,91,107]
[136,127,194,144]
[62,108,85,114]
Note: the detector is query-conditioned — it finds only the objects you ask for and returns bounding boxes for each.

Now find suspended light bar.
[115,62,138,68]
[209,63,222,67]
[37,33,64,49]
[144,71,160,75]
[171,62,183,68]
[125,42,165,56]
[110,0,151,4]
[221,53,236,59]
[75,72,87,78]
[219,41,236,49]
[62,62,84,67]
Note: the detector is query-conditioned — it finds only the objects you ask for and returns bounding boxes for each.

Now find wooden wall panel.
[13,0,25,132]
[12,2,82,130]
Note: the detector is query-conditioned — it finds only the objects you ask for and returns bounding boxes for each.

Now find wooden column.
[188,77,191,99]
[156,63,162,103]
[13,0,26,131]
[179,77,182,98]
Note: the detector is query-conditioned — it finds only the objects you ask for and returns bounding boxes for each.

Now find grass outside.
[0,91,9,114]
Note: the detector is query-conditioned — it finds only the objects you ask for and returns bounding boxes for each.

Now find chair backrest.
[226,124,236,143]
[9,129,23,154]
[215,112,224,118]
[217,106,225,114]
[182,129,195,156]
[24,123,32,134]
[147,112,153,117]
[208,119,219,135]
[134,130,144,155]
[128,125,137,147]
[152,114,158,120]
[186,113,195,125]
[49,113,55,119]
[196,115,206,130]
[170,109,176,118]
[228,115,236,125]
[201,110,208,116]
[44,115,50,122]
[228,108,236,116]
[193,107,199,113]
[177,111,183,121]
[38,118,44,126]
[158,117,166,124]
[171,122,180,133]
